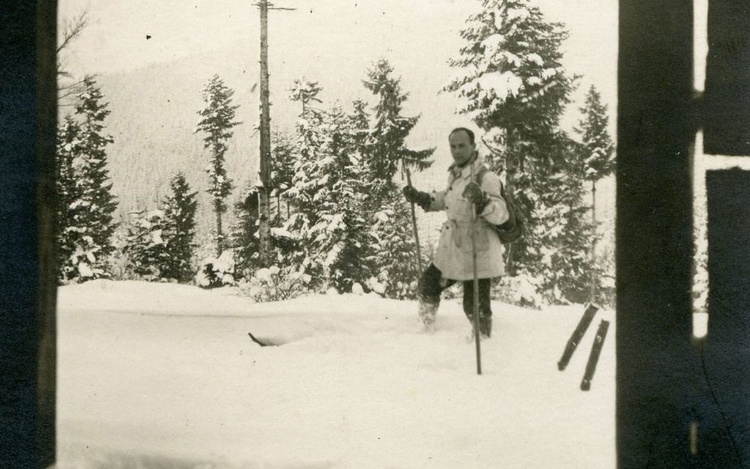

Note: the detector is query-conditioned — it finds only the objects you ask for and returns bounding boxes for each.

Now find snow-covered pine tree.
[289,78,323,114]
[445,0,581,302]
[575,85,615,303]
[529,133,593,304]
[196,74,240,256]
[362,60,434,294]
[270,132,296,222]
[231,132,296,280]
[369,191,423,299]
[350,100,370,148]
[284,82,374,292]
[56,115,81,275]
[55,75,119,284]
[161,172,198,283]
[231,185,261,279]
[363,59,434,196]
[123,208,171,280]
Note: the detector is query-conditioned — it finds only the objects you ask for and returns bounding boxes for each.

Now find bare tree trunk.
[590,180,598,304]
[215,199,223,256]
[258,0,273,267]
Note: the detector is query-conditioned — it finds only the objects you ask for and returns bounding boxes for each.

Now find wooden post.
[703,0,750,155]
[699,169,750,465]
[617,0,696,466]
[257,0,273,267]
[0,2,58,466]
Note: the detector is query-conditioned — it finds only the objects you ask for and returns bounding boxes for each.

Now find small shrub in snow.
[240,265,311,302]
[123,209,170,281]
[196,250,236,289]
[492,274,544,309]
[365,277,386,296]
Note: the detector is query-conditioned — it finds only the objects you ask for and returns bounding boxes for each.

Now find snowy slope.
[56,280,615,468]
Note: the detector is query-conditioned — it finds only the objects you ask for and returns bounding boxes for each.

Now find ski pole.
[403,163,423,275]
[470,162,482,375]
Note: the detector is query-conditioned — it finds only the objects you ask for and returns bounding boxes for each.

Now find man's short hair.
[449,127,475,145]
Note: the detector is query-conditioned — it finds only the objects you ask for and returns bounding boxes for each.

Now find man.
[403,127,509,338]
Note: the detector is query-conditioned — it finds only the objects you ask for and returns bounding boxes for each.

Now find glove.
[402,185,432,210]
[463,182,489,212]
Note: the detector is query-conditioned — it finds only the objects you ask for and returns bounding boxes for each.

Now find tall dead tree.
[256,0,294,267]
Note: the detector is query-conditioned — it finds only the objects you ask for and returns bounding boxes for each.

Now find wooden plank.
[617,0,696,466]
[703,0,750,155]
[0,1,58,467]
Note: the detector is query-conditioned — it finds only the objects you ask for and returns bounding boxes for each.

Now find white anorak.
[426,156,509,281]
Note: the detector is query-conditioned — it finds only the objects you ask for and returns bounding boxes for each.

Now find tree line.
[56,0,615,307]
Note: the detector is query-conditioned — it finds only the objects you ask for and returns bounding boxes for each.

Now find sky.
[58,0,620,123]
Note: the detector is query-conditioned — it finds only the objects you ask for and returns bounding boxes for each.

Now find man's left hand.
[463,182,486,205]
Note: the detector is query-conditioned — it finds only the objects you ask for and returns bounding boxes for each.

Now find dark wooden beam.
[700,169,750,466]
[703,0,750,155]
[0,1,58,467]
[617,0,696,466]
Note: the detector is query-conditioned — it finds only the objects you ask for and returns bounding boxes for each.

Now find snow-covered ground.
[56,280,615,469]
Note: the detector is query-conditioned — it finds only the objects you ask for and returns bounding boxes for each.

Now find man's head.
[449,127,477,167]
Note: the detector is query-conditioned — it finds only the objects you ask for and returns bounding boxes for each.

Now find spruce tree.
[123,208,170,280]
[56,115,81,268]
[363,60,434,288]
[196,74,240,256]
[530,133,593,303]
[231,185,261,279]
[363,59,434,196]
[162,172,198,282]
[576,85,615,303]
[445,0,583,301]
[284,86,373,292]
[55,75,119,283]
[270,132,296,222]
[289,78,323,113]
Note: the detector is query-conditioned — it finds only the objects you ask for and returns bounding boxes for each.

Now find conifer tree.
[576,85,615,303]
[289,78,323,113]
[196,74,240,256]
[231,185,261,279]
[362,60,433,289]
[445,0,581,300]
[56,115,81,258]
[55,75,119,283]
[529,133,593,303]
[285,86,373,292]
[270,132,296,222]
[363,59,434,197]
[161,172,198,282]
[123,208,170,280]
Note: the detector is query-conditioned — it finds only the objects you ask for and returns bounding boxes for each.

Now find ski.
[248,332,276,347]
[580,319,610,391]
[557,303,599,371]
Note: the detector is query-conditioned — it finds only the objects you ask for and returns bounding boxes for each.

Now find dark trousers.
[418,263,492,320]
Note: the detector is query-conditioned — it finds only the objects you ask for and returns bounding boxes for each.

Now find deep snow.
[56,280,615,468]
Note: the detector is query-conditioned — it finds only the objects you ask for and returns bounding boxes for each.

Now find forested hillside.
[74,40,459,234]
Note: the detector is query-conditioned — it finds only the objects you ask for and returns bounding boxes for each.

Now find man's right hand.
[402,185,431,209]
[402,185,420,203]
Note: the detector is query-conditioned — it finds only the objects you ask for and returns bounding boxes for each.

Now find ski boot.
[466,315,492,341]
[418,299,439,332]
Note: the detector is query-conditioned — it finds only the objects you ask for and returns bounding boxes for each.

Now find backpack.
[475,166,524,244]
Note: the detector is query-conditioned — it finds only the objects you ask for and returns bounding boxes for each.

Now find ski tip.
[248,332,275,347]
[580,380,591,391]
[557,361,566,371]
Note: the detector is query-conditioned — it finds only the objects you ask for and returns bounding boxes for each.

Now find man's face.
[449,130,476,167]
